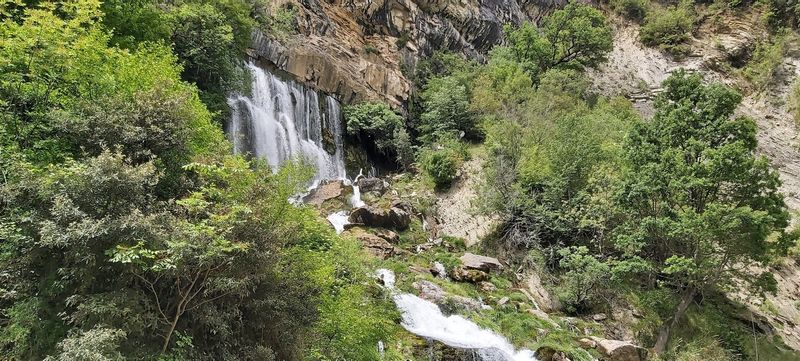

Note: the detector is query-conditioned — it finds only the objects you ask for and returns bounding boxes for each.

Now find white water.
[377,269,537,361]
[350,169,366,208]
[227,62,346,181]
[327,211,350,234]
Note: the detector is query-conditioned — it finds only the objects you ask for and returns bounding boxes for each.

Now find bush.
[611,0,650,22]
[418,137,466,189]
[741,32,795,90]
[639,1,694,55]
[555,246,611,314]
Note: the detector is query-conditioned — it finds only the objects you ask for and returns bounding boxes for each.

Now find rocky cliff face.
[250,0,566,107]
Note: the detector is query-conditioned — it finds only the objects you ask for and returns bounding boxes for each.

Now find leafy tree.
[419,75,478,142]
[504,2,612,84]
[614,71,793,355]
[556,246,612,314]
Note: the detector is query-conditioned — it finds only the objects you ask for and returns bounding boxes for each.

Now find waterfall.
[227,62,346,182]
[377,270,538,361]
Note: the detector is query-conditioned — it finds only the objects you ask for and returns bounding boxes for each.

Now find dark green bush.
[639,2,694,56]
[418,138,465,189]
[611,0,650,22]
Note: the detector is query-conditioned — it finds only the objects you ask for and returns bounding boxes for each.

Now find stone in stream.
[356,177,388,194]
[303,180,350,206]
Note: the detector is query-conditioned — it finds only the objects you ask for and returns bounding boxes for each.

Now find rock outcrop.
[459,252,502,272]
[349,204,411,230]
[251,0,567,107]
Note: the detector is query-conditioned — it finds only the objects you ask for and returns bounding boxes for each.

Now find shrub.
[741,32,795,90]
[639,1,694,56]
[418,137,466,189]
[611,0,650,22]
[555,246,611,314]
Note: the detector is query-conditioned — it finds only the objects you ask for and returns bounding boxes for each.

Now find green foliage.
[264,5,297,39]
[639,1,695,56]
[44,327,127,361]
[101,0,171,48]
[479,68,636,249]
[741,31,796,90]
[419,75,479,141]
[614,71,794,353]
[555,246,612,314]
[418,136,468,189]
[344,102,414,168]
[504,2,612,84]
[611,0,650,22]
[0,2,399,360]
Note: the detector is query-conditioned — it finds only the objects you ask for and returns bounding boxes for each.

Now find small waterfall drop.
[377,270,538,361]
[227,62,345,181]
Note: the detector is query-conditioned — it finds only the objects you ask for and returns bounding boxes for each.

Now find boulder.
[374,228,399,243]
[349,206,411,230]
[450,266,489,283]
[459,253,502,272]
[430,262,447,279]
[391,199,415,214]
[412,280,482,312]
[478,281,497,293]
[356,177,387,194]
[303,180,348,206]
[577,338,597,349]
[589,337,648,361]
[355,232,397,259]
[592,313,608,322]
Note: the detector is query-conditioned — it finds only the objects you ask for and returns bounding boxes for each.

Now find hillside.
[4,1,800,361]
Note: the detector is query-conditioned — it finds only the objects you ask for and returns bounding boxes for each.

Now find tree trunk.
[653,287,697,355]
[161,306,183,354]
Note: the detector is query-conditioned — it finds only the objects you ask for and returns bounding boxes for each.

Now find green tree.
[614,71,792,355]
[419,75,478,142]
[504,2,612,84]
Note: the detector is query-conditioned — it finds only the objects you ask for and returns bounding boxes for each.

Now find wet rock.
[349,205,411,230]
[303,180,349,205]
[356,177,388,194]
[450,266,489,283]
[590,337,648,361]
[459,253,502,272]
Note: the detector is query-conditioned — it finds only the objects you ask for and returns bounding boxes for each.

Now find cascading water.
[377,269,538,361]
[227,62,346,182]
